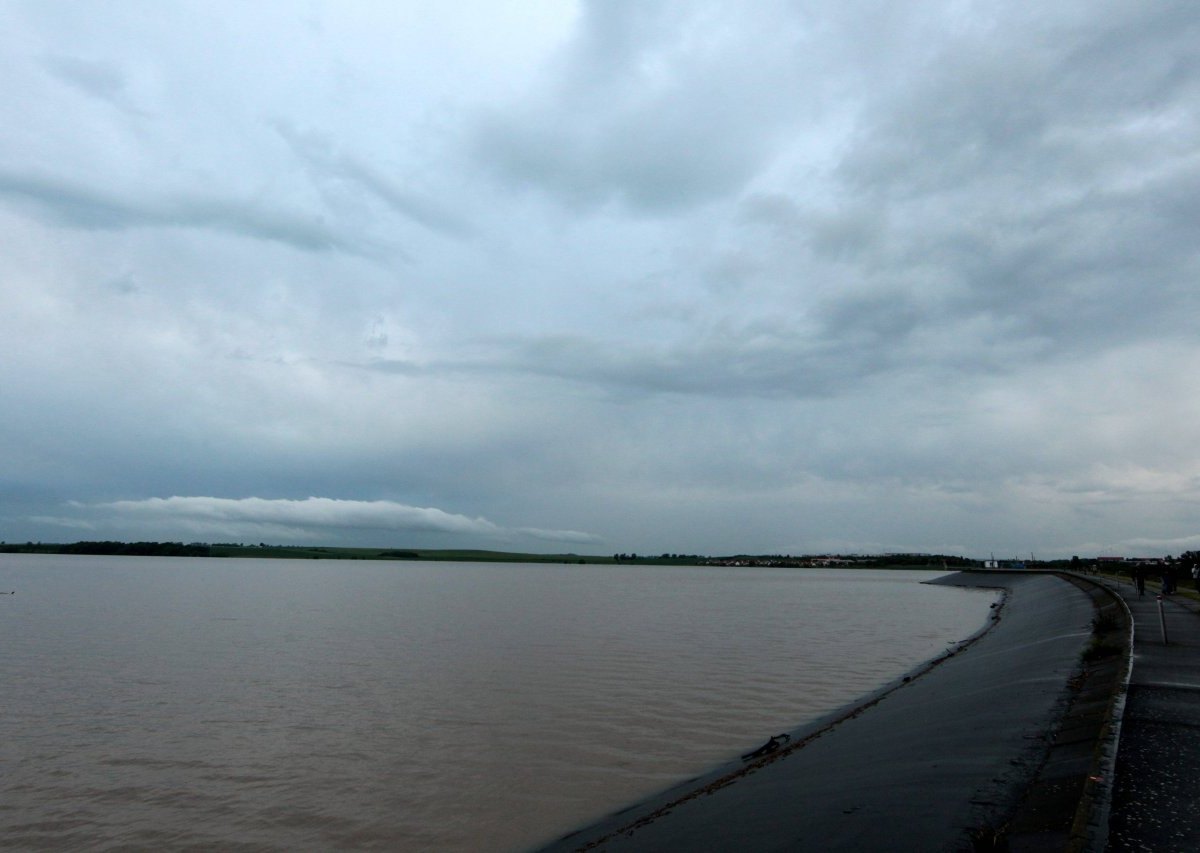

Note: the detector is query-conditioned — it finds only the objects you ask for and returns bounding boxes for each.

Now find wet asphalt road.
[539,572,1096,853]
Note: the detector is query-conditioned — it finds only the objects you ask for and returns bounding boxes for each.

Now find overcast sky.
[2,1,1198,558]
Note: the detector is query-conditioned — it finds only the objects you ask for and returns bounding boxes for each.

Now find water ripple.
[0,557,996,851]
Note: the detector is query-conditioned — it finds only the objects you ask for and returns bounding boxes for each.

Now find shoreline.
[537,571,1126,852]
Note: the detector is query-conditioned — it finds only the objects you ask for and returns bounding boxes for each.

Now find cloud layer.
[2,1,1199,557]
[42,497,600,546]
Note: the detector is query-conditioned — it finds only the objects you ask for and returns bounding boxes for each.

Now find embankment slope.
[539,572,1099,853]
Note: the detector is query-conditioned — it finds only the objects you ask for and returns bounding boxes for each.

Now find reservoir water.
[0,555,997,851]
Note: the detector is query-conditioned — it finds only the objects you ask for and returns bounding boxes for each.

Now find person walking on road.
[1132,565,1146,597]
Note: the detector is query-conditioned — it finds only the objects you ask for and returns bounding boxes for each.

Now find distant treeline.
[704,553,983,569]
[1,540,211,556]
[0,541,613,562]
[0,541,1089,569]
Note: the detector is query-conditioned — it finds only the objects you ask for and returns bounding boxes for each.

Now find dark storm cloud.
[777,0,1200,377]
[842,2,1200,197]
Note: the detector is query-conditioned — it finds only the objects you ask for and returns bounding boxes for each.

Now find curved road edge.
[536,571,1130,853]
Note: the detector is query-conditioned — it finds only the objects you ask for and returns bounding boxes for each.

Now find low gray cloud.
[363,306,1034,401]
[273,121,475,238]
[53,497,601,546]
[472,0,813,212]
[42,55,129,105]
[0,170,354,253]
